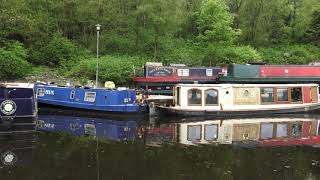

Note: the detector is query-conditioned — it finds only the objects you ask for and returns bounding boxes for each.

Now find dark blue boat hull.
[0,86,37,133]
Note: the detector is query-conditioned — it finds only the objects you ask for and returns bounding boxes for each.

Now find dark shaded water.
[2,111,320,180]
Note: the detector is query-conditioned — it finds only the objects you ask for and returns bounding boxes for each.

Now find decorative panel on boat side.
[260,66,320,77]
[145,66,175,77]
[311,86,318,103]
[310,121,318,136]
[233,88,260,105]
[303,86,312,103]
[232,123,260,141]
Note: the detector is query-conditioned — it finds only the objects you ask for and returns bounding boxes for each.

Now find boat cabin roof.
[0,83,34,89]
[175,83,319,88]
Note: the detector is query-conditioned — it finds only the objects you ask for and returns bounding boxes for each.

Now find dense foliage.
[64,55,146,84]
[0,41,31,79]
[0,0,319,83]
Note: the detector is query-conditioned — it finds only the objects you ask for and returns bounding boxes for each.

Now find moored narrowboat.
[34,84,146,114]
[0,83,37,132]
[134,62,223,95]
[158,83,320,117]
[220,64,320,83]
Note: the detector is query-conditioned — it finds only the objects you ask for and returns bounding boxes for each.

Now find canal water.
[1,110,320,180]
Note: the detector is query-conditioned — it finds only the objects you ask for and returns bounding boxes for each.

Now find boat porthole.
[0,100,17,115]
[226,91,229,95]
[244,90,249,96]
[1,151,17,166]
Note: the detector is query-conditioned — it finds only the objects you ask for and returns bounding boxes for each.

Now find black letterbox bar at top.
[177,67,222,76]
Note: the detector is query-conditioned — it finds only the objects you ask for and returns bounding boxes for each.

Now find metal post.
[95,24,101,88]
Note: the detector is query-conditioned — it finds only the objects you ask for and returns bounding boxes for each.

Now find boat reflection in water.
[145,115,320,147]
[37,114,320,147]
[37,115,139,141]
[0,132,37,167]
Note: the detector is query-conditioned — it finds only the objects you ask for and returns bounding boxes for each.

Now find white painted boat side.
[172,83,320,112]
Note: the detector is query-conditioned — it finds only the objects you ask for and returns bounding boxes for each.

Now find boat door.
[302,121,312,137]
[69,89,76,101]
[69,88,82,102]
[303,87,312,103]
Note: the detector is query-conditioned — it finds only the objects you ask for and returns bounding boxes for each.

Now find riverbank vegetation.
[1,0,319,84]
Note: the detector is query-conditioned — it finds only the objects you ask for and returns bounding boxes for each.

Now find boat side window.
[188,89,202,105]
[204,124,218,141]
[70,90,75,99]
[260,88,274,103]
[176,87,180,106]
[187,125,202,141]
[291,123,302,137]
[205,89,218,105]
[277,88,289,102]
[177,69,189,76]
[260,123,274,139]
[276,123,288,138]
[37,88,45,97]
[84,92,96,102]
[84,124,97,136]
[291,87,302,103]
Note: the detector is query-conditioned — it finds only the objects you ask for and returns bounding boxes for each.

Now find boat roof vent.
[145,62,163,66]
[105,81,115,89]
[169,64,186,67]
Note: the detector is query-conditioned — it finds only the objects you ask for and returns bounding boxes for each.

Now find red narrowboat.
[221,64,320,83]
[133,62,223,95]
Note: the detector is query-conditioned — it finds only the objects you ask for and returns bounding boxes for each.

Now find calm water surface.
[1,111,320,180]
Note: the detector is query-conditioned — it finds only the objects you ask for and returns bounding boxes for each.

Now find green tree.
[30,33,86,67]
[305,10,320,46]
[196,0,239,44]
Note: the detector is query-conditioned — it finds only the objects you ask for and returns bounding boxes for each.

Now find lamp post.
[95,24,101,88]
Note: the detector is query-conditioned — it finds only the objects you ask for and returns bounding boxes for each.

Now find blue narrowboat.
[0,83,37,132]
[37,115,138,141]
[34,84,146,114]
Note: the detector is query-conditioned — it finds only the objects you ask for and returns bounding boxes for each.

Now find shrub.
[66,55,147,85]
[0,41,31,80]
[202,44,262,65]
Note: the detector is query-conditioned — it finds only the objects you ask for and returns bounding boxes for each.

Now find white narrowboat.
[158,83,320,117]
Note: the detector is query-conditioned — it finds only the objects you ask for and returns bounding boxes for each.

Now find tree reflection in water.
[0,132,319,180]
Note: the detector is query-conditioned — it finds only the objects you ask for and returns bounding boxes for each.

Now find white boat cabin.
[173,84,319,111]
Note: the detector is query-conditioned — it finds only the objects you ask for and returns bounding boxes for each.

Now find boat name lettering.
[45,90,54,95]
[44,123,55,129]
[124,98,132,103]
[147,67,173,76]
